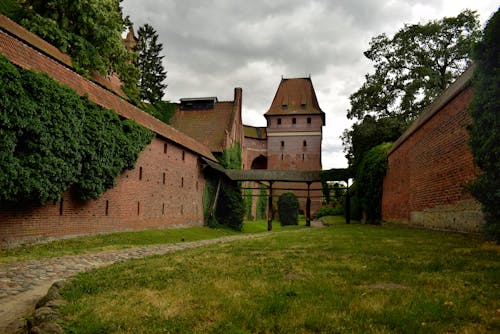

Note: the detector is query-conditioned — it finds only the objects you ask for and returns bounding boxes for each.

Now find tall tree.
[16,0,140,99]
[468,8,500,242]
[348,9,481,122]
[136,23,167,104]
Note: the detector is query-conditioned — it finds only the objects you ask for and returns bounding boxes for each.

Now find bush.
[277,192,299,226]
[313,206,343,219]
[216,182,244,231]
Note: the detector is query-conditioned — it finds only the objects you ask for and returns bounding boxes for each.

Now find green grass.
[60,223,499,333]
[0,219,308,263]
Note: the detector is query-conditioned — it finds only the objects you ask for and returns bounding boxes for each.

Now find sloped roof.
[264,77,325,122]
[243,125,267,139]
[170,101,235,153]
[0,15,216,161]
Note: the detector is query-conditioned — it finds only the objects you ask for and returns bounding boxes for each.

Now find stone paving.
[0,233,270,300]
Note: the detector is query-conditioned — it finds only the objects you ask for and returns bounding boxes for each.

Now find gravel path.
[0,232,278,332]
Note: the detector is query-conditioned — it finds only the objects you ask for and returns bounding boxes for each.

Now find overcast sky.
[122,0,498,169]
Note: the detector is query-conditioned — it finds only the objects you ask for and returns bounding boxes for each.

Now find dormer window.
[282,104,288,110]
[301,103,307,109]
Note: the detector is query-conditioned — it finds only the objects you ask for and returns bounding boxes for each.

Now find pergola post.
[306,181,312,226]
[267,181,274,231]
[345,178,350,224]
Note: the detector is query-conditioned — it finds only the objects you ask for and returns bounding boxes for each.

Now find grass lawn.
[60,221,499,333]
[0,219,306,263]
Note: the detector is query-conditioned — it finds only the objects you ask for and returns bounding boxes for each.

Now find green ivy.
[256,184,267,220]
[468,9,500,242]
[243,185,253,220]
[219,142,242,169]
[0,53,153,206]
[355,142,392,224]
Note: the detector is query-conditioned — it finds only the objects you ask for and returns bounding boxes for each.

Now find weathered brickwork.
[0,138,206,247]
[382,70,484,233]
[0,16,210,246]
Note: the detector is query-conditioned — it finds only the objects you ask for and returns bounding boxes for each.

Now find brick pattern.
[0,16,211,246]
[0,138,205,247]
[382,86,482,230]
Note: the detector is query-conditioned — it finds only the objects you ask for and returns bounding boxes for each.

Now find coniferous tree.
[136,23,167,103]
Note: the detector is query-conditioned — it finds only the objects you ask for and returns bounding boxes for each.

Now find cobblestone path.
[0,233,269,300]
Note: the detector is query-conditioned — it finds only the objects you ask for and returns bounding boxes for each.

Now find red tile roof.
[264,77,325,123]
[170,101,236,153]
[0,15,216,161]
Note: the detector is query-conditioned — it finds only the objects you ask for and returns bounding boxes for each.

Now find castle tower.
[264,77,325,215]
[264,77,325,171]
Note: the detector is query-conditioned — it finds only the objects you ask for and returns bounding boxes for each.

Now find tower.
[264,77,325,171]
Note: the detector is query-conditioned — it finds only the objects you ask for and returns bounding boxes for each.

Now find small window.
[281,154,284,160]
[59,199,63,216]
[302,154,305,160]
[303,140,307,147]
[162,203,165,215]
[105,200,109,216]
[137,201,140,215]
[277,118,282,125]
[196,181,199,191]
[181,177,184,188]
[307,117,311,124]
[282,104,288,110]
[139,167,143,180]
[281,140,284,147]
[292,118,296,124]
[164,143,168,154]
[163,172,166,185]
[182,151,185,161]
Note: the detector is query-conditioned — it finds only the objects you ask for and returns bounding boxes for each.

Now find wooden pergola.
[202,158,351,230]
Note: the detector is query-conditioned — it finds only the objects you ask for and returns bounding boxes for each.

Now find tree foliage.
[278,192,299,226]
[348,9,480,122]
[15,0,140,99]
[0,53,153,206]
[342,115,404,171]
[468,8,500,242]
[136,23,167,104]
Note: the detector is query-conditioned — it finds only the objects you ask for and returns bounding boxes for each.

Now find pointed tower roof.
[264,77,325,125]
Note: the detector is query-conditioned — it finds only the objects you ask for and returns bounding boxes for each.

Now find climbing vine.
[0,53,153,206]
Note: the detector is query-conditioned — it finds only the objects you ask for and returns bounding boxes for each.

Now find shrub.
[216,182,244,231]
[313,206,343,219]
[278,192,299,226]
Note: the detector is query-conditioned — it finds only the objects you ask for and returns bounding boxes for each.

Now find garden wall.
[0,16,214,246]
[382,67,484,233]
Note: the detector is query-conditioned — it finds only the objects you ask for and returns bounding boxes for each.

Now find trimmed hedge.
[278,192,299,226]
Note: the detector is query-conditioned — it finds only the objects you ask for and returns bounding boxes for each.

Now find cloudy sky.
[122,0,498,169]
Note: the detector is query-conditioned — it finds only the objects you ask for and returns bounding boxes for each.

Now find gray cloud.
[122,0,497,168]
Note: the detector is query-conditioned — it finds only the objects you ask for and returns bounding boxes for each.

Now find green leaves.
[17,0,140,100]
[468,8,500,242]
[136,23,167,104]
[0,54,153,206]
[348,9,480,122]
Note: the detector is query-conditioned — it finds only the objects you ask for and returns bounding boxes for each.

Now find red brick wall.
[382,82,483,232]
[0,137,206,246]
[0,16,211,246]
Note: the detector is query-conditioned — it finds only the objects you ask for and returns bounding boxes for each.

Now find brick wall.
[0,137,206,247]
[0,16,212,246]
[382,68,484,233]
